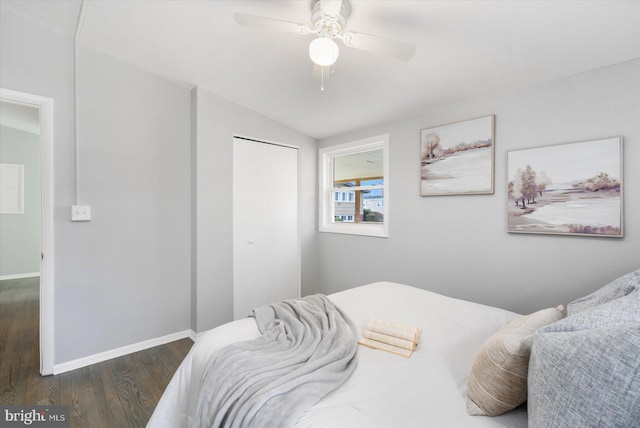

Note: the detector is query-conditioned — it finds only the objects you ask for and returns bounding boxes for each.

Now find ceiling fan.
[234,0,416,87]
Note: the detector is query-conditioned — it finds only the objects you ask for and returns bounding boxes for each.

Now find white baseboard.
[189,328,211,341]
[53,329,193,375]
[0,272,40,281]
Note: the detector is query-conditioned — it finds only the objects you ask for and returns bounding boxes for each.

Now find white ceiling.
[3,0,640,140]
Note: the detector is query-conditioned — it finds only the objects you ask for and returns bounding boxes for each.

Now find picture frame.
[420,114,494,196]
[506,137,623,237]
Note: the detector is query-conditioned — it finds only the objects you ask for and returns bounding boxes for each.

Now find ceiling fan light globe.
[309,37,339,66]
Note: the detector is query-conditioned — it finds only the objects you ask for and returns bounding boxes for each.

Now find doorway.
[0,88,54,375]
[232,137,300,319]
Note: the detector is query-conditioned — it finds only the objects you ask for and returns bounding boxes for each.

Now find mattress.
[148,282,528,427]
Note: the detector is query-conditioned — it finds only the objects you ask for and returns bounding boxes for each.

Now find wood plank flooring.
[0,278,193,427]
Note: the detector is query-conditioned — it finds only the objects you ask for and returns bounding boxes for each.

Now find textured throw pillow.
[528,275,640,428]
[567,268,640,316]
[466,305,565,416]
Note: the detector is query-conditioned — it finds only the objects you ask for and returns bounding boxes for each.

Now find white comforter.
[148,282,528,427]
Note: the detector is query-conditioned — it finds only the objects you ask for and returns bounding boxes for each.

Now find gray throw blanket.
[193,294,359,428]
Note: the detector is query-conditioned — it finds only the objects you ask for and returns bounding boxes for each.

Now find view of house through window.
[319,135,388,237]
[333,149,384,223]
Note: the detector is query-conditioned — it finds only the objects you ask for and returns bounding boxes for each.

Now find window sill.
[319,223,388,238]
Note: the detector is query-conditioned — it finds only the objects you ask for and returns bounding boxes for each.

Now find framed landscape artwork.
[507,137,623,237]
[420,115,494,196]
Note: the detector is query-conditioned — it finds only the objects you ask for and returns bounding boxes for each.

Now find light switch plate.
[71,205,91,221]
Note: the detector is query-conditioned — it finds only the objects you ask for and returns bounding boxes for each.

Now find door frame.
[1,88,55,375]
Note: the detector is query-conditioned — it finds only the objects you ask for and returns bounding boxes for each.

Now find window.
[319,134,389,237]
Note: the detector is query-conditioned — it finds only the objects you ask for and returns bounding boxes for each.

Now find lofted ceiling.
[2,0,640,140]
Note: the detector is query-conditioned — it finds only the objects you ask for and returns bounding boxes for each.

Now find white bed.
[149,282,528,427]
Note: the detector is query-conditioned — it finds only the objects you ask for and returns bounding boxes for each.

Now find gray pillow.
[567,268,640,316]
[529,324,640,428]
[528,269,640,428]
[563,284,640,330]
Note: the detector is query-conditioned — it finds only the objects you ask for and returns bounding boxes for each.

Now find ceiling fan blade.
[234,13,311,35]
[320,0,343,20]
[342,31,416,61]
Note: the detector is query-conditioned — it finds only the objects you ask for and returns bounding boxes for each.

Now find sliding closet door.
[233,138,299,320]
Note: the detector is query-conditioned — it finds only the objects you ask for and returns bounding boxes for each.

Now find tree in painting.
[509,165,550,208]
[574,172,620,192]
[536,171,551,197]
[509,168,524,208]
[421,132,443,161]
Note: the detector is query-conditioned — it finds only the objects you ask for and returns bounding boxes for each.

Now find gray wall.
[0,126,41,277]
[1,9,192,363]
[192,87,318,332]
[67,46,191,361]
[318,59,640,314]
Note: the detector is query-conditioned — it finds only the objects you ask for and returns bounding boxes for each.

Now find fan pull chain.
[321,66,325,91]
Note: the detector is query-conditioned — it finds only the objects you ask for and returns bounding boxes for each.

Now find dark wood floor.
[0,277,193,427]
